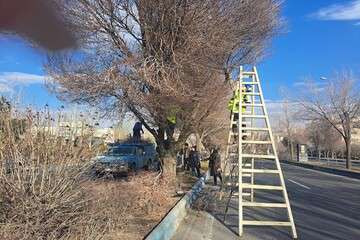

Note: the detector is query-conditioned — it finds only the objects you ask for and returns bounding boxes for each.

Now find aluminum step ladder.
[222,66,298,239]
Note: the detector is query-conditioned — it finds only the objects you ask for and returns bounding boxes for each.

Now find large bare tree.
[296,71,360,169]
[306,119,342,159]
[46,0,282,168]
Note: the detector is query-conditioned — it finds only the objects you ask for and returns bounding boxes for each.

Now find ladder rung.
[242,221,292,226]
[241,82,258,85]
[243,173,252,177]
[243,92,260,96]
[233,192,251,197]
[227,143,238,146]
[242,140,272,144]
[230,131,250,134]
[242,103,263,107]
[242,127,269,131]
[231,121,252,124]
[242,184,283,190]
[242,169,279,174]
[229,162,252,167]
[242,115,266,118]
[242,71,255,76]
[242,154,276,159]
[242,202,287,208]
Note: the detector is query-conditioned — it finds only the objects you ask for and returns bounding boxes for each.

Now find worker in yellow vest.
[166,108,178,141]
[228,85,251,141]
[228,85,250,115]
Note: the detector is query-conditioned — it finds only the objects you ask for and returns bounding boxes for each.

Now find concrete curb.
[282,160,360,180]
[144,174,207,240]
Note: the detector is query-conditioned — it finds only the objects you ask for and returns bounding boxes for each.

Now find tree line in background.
[276,71,360,170]
[45,0,283,174]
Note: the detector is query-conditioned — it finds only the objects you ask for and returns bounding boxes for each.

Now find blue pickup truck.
[93,143,158,176]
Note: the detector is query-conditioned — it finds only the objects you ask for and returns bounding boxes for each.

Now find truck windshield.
[107,147,135,155]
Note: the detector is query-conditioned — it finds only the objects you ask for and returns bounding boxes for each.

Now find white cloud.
[293,80,327,93]
[311,0,360,21]
[0,72,46,93]
[0,83,13,93]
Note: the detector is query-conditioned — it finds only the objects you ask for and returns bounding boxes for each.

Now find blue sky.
[0,0,360,109]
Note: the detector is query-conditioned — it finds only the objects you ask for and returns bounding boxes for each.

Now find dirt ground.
[82,170,198,240]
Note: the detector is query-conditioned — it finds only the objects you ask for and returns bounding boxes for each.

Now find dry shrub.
[0,106,179,240]
[0,108,101,240]
[84,172,178,240]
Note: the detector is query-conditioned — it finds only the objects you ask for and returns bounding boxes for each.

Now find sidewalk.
[171,183,238,240]
[171,208,237,240]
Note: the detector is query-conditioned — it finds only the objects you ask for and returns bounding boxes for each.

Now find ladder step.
[242,169,279,174]
[241,82,258,85]
[242,184,283,190]
[229,162,252,167]
[242,154,276,159]
[242,202,287,208]
[233,192,251,197]
[231,121,252,125]
[242,115,266,119]
[242,221,292,226]
[242,71,256,76]
[242,140,272,144]
[242,127,269,131]
[242,103,263,107]
[243,92,260,96]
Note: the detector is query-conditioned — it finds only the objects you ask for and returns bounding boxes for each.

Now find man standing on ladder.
[228,85,251,141]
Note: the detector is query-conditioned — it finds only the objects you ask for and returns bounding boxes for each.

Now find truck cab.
[93,143,158,176]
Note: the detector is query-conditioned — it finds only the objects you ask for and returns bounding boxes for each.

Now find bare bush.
[0,104,181,239]
[0,107,101,240]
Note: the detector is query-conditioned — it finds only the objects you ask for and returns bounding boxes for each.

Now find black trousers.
[214,172,223,186]
[192,165,201,177]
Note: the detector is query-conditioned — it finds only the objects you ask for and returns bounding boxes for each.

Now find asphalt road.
[172,162,360,240]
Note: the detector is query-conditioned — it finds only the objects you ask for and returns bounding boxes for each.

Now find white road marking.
[288,179,311,190]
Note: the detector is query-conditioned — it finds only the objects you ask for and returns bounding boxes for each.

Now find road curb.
[282,160,360,180]
[144,174,207,240]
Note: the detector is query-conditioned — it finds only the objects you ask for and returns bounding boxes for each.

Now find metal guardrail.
[308,157,360,167]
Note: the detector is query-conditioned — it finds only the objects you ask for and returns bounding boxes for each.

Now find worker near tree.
[189,145,201,177]
[228,85,251,116]
[182,143,190,171]
[228,85,251,140]
[166,107,180,140]
[208,147,222,186]
[133,122,144,142]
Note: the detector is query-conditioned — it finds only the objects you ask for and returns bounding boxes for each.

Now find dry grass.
[0,106,178,240]
[84,172,178,240]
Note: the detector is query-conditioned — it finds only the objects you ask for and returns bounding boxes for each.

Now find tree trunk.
[344,137,352,169]
[155,128,177,178]
[195,131,204,152]
[290,140,294,161]
[344,118,352,170]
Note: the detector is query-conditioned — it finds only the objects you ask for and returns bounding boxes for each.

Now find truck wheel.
[144,159,152,170]
[130,163,137,176]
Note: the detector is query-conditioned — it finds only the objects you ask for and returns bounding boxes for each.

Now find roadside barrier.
[282,160,360,180]
[144,174,207,240]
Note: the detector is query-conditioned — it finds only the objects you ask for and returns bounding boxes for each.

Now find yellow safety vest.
[166,107,179,124]
[228,86,250,113]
